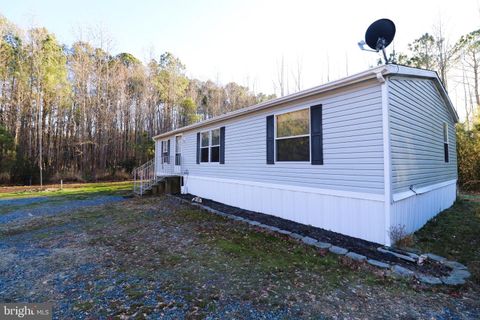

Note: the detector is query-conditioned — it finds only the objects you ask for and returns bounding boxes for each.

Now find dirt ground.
[0,192,479,319]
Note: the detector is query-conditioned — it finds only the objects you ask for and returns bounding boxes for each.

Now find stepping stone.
[406,252,420,260]
[346,252,367,262]
[442,275,466,286]
[301,236,318,246]
[264,225,281,232]
[329,246,348,255]
[313,241,332,249]
[290,233,304,240]
[215,212,228,217]
[391,265,415,278]
[444,261,468,270]
[450,269,471,279]
[378,247,416,263]
[416,274,442,285]
[367,259,390,269]
[425,253,447,263]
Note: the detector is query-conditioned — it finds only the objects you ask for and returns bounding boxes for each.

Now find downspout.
[376,70,393,246]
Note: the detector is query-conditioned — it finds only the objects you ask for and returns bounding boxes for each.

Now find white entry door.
[174,135,182,173]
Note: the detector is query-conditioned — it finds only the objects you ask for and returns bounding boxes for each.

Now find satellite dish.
[359,19,396,64]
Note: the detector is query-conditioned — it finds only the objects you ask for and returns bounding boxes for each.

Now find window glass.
[175,136,181,152]
[443,123,449,163]
[276,109,309,138]
[201,132,209,147]
[201,148,209,162]
[443,123,449,143]
[211,128,220,146]
[276,136,310,161]
[162,140,168,153]
[211,146,220,162]
[199,129,222,163]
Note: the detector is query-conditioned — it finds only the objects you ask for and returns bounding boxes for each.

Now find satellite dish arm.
[376,38,389,64]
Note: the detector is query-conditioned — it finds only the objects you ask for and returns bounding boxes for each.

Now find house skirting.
[183,175,387,244]
[390,179,457,235]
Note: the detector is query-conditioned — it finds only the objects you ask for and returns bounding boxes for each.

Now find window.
[162,140,169,163]
[443,122,449,163]
[210,129,220,162]
[276,108,310,161]
[200,129,220,163]
[200,132,209,162]
[175,135,182,166]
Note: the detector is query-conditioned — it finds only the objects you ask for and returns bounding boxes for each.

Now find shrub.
[457,120,480,191]
[389,224,414,248]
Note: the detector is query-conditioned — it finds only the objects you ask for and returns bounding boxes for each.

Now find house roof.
[153,64,458,140]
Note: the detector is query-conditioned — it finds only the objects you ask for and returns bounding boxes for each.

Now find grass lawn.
[0,184,479,319]
[413,196,480,285]
[0,181,133,200]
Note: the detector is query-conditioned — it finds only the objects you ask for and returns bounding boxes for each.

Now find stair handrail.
[133,158,156,196]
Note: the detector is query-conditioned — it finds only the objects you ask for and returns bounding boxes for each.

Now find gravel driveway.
[0,195,125,224]
[1,194,479,319]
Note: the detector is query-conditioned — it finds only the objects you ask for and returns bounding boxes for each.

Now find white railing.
[133,159,157,196]
[133,156,185,195]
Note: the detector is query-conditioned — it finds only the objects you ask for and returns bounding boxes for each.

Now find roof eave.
[384,65,459,122]
[153,64,459,140]
[153,65,389,140]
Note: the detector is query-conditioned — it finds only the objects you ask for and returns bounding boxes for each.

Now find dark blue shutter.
[310,104,323,165]
[266,115,274,164]
[220,127,225,164]
[196,133,200,164]
[167,139,170,164]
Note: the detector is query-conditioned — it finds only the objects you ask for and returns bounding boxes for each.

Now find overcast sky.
[2,0,480,118]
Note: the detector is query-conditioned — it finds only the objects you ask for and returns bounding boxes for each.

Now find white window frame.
[161,139,169,163]
[200,131,210,163]
[210,128,221,163]
[443,122,449,144]
[175,135,182,166]
[443,122,449,163]
[274,107,311,163]
[199,127,221,164]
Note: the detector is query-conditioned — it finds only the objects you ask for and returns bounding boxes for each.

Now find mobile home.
[145,64,458,246]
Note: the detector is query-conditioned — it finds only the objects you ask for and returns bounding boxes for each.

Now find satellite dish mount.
[358,19,396,64]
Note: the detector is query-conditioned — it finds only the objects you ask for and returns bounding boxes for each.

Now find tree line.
[0,13,479,189]
[0,16,275,184]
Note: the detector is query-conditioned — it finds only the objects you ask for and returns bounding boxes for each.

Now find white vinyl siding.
[388,77,457,194]
[175,82,385,195]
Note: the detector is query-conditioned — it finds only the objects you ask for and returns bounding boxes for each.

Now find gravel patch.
[0,196,125,224]
[0,197,50,207]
